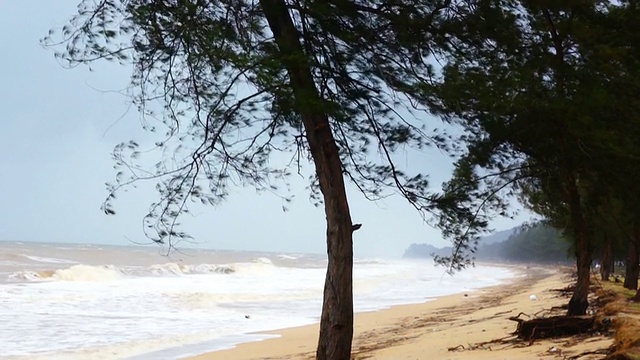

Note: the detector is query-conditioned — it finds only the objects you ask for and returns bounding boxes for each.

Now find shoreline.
[184,264,551,360]
[185,265,612,360]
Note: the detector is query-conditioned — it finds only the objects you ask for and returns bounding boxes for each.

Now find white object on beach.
[529,294,538,301]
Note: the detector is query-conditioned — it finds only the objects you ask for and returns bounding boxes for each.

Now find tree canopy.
[45,1,458,358]
[426,0,640,314]
[44,0,457,245]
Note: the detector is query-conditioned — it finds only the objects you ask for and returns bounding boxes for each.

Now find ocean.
[0,241,515,359]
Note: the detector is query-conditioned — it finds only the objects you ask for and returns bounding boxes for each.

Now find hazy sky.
[0,2,533,257]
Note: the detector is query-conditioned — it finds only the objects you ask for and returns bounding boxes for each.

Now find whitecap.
[51,264,123,282]
[148,262,187,276]
[252,257,273,265]
[24,255,77,264]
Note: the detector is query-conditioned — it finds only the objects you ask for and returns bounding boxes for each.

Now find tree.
[592,199,623,282]
[425,0,640,315]
[592,196,635,283]
[623,226,639,290]
[597,231,614,281]
[629,224,640,300]
[44,1,452,358]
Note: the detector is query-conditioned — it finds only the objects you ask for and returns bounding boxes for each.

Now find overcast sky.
[0,2,533,258]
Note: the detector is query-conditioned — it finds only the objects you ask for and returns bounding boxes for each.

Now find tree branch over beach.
[43,0,457,358]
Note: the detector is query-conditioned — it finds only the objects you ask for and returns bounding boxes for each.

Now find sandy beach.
[188,266,612,360]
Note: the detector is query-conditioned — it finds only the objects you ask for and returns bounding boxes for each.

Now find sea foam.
[7,259,276,282]
[0,242,514,359]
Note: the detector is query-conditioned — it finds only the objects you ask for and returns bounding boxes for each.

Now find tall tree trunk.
[623,227,639,290]
[259,1,354,359]
[566,175,591,316]
[600,232,612,281]
[546,12,590,315]
[569,245,591,316]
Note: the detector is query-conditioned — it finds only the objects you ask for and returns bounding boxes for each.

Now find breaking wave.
[23,255,78,264]
[8,258,279,282]
[10,265,122,282]
[147,263,236,276]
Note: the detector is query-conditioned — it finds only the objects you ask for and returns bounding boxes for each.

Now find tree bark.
[565,174,591,316]
[569,246,591,316]
[623,227,639,290]
[600,232,612,281]
[259,1,354,359]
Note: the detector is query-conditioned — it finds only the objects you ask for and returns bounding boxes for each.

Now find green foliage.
[427,0,640,272]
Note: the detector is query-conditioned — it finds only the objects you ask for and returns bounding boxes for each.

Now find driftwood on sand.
[447,313,600,354]
[508,313,595,341]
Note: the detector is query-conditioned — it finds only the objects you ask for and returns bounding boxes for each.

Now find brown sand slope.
[188,266,612,360]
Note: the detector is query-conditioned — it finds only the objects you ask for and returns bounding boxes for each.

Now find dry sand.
[188,266,612,360]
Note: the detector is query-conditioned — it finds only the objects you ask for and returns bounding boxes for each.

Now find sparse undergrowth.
[599,279,640,360]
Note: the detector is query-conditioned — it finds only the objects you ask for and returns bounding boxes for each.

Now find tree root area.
[447,314,600,352]
[509,314,596,341]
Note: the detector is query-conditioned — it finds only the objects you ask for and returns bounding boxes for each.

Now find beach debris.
[494,309,514,316]
[447,335,516,352]
[508,313,595,341]
[548,346,562,355]
[447,343,490,352]
[447,344,466,352]
[572,349,613,359]
[529,294,538,301]
[550,285,576,295]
